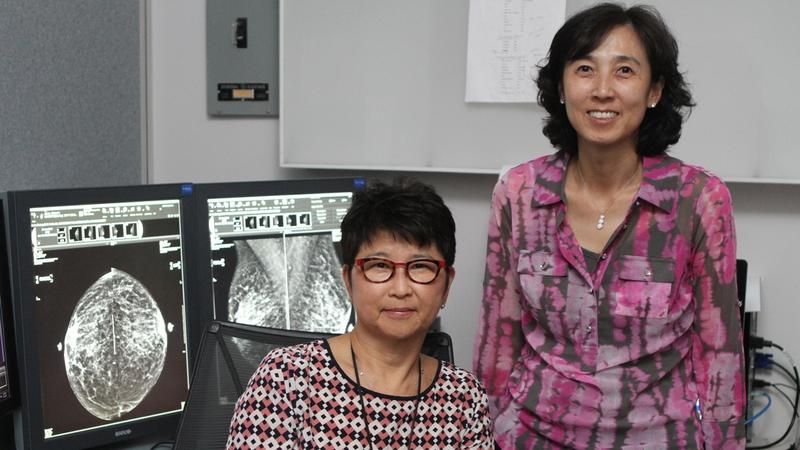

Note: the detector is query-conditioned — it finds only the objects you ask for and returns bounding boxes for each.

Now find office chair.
[173,320,454,450]
[173,321,332,450]
[421,329,454,363]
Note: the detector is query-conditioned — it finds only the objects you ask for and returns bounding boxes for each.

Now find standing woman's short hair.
[536,2,695,156]
[340,178,456,268]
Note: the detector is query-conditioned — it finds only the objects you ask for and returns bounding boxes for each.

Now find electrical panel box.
[207,0,278,116]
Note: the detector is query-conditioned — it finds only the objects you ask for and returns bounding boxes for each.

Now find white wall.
[149,0,800,444]
[148,0,494,372]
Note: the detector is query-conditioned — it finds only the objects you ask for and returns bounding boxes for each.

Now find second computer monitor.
[195,178,363,334]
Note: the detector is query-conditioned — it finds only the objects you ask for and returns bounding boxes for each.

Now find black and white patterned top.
[226,340,494,449]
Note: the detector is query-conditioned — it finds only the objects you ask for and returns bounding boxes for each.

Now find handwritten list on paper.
[465,0,565,103]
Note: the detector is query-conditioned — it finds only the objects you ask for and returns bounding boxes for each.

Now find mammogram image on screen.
[63,268,167,421]
[225,233,350,333]
[29,199,188,438]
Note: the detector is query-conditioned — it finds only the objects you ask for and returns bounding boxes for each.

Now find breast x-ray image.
[221,233,351,333]
[207,190,355,334]
[63,268,167,421]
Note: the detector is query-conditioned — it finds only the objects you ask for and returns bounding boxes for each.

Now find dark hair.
[340,178,456,268]
[536,3,694,156]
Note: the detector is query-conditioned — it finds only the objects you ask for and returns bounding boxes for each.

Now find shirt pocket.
[611,255,675,319]
[517,250,569,311]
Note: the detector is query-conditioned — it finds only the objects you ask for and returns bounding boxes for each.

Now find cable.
[775,347,800,449]
[745,391,772,425]
[773,361,797,384]
[779,350,800,450]
[773,382,798,392]
[747,343,800,449]
[750,336,777,350]
[766,384,799,420]
[150,441,174,450]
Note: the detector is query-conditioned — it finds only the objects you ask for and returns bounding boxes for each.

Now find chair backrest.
[173,321,455,450]
[173,321,332,450]
[422,331,454,363]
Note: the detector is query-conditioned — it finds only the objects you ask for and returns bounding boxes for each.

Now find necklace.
[349,338,421,449]
[575,160,641,230]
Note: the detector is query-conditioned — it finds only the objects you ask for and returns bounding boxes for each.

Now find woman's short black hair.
[536,2,695,156]
[340,178,456,268]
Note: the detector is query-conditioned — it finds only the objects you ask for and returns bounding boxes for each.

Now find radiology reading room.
[2,0,800,449]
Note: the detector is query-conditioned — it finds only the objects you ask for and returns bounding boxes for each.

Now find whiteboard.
[280,0,800,182]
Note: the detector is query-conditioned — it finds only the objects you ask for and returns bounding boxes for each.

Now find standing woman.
[474,4,744,449]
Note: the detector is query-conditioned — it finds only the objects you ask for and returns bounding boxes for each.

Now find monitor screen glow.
[208,191,353,333]
[5,186,194,450]
[29,199,189,439]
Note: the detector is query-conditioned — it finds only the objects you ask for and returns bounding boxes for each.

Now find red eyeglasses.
[354,257,446,284]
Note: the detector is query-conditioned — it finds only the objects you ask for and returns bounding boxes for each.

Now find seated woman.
[226,178,494,449]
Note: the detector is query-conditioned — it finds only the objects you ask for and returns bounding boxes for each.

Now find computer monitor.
[0,270,14,418]
[192,178,363,335]
[0,207,19,447]
[3,184,197,450]
[736,259,756,439]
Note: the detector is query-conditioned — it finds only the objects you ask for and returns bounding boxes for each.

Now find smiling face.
[561,24,663,154]
[344,230,453,342]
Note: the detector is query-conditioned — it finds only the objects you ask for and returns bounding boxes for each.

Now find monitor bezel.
[3,183,199,450]
[191,177,363,333]
[0,203,19,418]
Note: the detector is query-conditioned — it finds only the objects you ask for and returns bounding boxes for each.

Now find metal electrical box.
[207,0,278,116]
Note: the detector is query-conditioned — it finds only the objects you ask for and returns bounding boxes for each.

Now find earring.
[440,304,446,310]
[649,103,656,108]
[559,98,565,104]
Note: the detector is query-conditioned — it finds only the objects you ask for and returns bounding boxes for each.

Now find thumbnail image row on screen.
[0,178,362,449]
[65,221,142,243]
[239,211,311,231]
[57,210,314,245]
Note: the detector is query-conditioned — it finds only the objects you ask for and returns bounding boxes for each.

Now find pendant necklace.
[350,337,421,449]
[575,160,641,231]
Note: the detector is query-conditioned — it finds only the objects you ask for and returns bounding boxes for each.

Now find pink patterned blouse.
[227,340,494,449]
[474,154,745,449]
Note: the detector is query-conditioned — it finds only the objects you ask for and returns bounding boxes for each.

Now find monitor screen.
[195,178,362,334]
[4,185,194,449]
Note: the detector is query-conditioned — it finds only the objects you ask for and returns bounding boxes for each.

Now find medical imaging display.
[29,200,189,439]
[209,192,353,333]
[64,268,167,421]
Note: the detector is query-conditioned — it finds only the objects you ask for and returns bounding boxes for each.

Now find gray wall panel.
[0,0,142,192]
